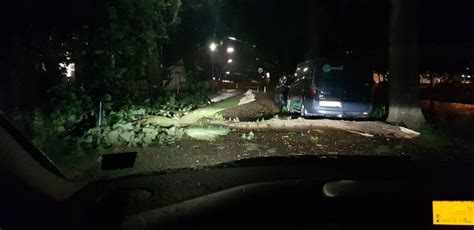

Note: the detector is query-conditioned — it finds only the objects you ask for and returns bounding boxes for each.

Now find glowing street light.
[209,42,217,52]
[227,47,234,53]
[210,42,217,93]
[228,36,237,41]
[227,59,233,64]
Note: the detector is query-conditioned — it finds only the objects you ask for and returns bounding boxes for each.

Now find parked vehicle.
[287,58,374,118]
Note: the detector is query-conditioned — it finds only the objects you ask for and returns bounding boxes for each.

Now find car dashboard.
[2,156,472,230]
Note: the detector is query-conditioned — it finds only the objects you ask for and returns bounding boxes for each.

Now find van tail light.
[309,83,317,97]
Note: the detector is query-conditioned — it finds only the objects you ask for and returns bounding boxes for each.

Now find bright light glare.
[59,62,75,77]
[227,47,234,53]
[225,71,230,75]
[228,36,237,41]
[209,43,217,51]
[227,59,233,63]
[303,67,308,72]
[266,72,270,79]
[185,126,230,141]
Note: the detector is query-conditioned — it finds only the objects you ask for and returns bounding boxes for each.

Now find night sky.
[205,0,474,73]
[2,0,474,73]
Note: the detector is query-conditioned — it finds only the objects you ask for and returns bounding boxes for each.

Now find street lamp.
[227,59,233,64]
[210,43,217,78]
[227,47,234,53]
[210,42,217,93]
[209,42,217,51]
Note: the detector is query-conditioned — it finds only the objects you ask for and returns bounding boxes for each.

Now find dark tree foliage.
[0,0,181,110]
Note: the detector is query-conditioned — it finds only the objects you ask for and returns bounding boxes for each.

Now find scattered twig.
[399,127,420,136]
[346,130,374,138]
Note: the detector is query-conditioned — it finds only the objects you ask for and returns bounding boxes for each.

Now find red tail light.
[309,83,317,97]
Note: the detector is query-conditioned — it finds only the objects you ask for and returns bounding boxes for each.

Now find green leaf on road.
[309,135,320,144]
[245,143,261,151]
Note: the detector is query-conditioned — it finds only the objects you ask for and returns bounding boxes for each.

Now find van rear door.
[314,61,345,106]
[314,60,372,104]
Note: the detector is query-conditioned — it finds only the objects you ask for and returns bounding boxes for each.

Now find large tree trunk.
[387,0,425,130]
[147,47,162,97]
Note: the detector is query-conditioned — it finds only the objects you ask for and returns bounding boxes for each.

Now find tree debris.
[399,127,420,136]
[346,130,375,138]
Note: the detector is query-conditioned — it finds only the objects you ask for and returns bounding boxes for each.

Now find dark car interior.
[1,115,474,230]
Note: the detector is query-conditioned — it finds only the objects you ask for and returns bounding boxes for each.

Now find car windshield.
[1,0,473,180]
